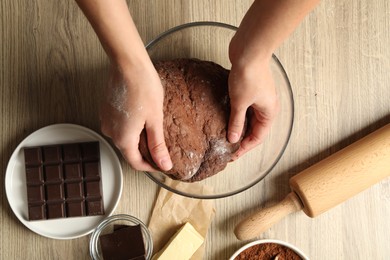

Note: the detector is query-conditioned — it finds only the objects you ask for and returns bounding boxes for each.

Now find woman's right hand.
[100,61,173,172]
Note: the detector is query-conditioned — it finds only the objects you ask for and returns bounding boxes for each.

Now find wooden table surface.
[1,1,390,259]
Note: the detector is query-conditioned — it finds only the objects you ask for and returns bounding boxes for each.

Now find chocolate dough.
[139,58,243,182]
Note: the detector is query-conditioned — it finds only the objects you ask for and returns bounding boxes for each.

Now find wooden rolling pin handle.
[234,192,303,240]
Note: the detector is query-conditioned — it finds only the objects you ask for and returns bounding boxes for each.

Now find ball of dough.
[139,59,243,182]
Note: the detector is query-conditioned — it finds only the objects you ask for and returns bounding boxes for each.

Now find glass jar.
[89,214,153,260]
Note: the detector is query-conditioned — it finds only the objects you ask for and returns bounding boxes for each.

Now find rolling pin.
[235,123,390,240]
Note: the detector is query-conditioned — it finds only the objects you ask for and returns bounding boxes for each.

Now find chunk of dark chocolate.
[24,147,42,166]
[26,166,43,185]
[86,199,104,216]
[85,181,102,198]
[46,184,64,201]
[64,163,82,181]
[84,162,101,180]
[23,141,104,221]
[113,224,130,231]
[27,185,44,203]
[28,204,46,221]
[44,165,63,183]
[82,142,100,160]
[63,143,81,162]
[47,202,65,219]
[43,146,62,164]
[65,182,83,199]
[100,224,146,260]
[66,201,85,217]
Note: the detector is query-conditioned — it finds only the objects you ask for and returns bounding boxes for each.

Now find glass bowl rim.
[144,21,294,199]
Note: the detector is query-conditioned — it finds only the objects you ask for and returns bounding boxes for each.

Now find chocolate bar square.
[86,199,104,216]
[26,166,43,185]
[44,165,63,183]
[24,147,42,166]
[43,146,62,164]
[82,142,100,160]
[64,163,82,181]
[66,201,85,217]
[28,204,46,221]
[65,182,83,199]
[47,202,65,219]
[46,184,64,201]
[85,181,102,198]
[27,185,44,203]
[63,144,81,162]
[84,162,101,180]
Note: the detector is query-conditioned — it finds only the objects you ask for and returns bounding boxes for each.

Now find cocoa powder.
[234,243,303,260]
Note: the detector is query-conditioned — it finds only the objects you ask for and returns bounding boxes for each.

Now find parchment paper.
[148,179,216,260]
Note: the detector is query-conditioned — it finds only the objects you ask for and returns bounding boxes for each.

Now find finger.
[145,120,173,171]
[228,104,248,143]
[120,146,158,172]
[109,123,159,172]
[235,117,273,159]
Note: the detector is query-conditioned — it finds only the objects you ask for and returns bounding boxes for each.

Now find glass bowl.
[229,239,309,260]
[145,22,294,199]
[89,214,153,260]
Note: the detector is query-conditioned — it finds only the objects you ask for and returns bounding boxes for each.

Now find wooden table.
[1,1,389,259]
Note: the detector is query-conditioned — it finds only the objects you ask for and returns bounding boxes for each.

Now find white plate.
[5,124,123,240]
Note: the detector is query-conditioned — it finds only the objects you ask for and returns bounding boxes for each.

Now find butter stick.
[152,222,204,260]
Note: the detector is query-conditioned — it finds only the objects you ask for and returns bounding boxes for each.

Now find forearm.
[75,0,150,68]
[230,0,320,65]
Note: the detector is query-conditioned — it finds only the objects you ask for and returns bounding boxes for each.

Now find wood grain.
[1,0,390,259]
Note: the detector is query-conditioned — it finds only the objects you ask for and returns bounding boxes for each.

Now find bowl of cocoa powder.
[230,239,309,260]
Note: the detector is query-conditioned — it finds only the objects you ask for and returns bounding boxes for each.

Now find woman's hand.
[228,58,279,159]
[100,62,172,172]
[227,0,319,158]
[76,0,173,172]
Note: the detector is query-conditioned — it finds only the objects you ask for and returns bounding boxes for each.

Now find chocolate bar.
[23,141,104,221]
[100,224,146,260]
